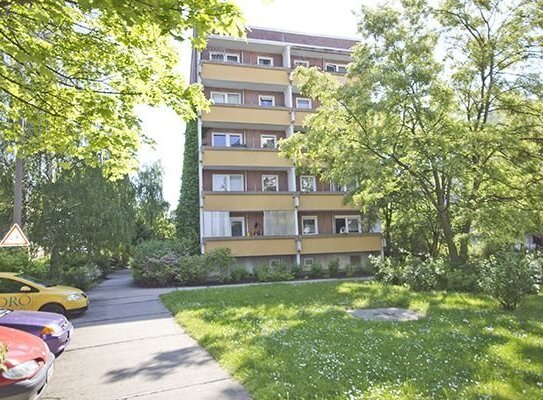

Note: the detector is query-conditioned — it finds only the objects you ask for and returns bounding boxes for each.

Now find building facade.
[191,27,383,269]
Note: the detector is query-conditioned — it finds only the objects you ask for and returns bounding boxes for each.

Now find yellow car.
[0,272,89,316]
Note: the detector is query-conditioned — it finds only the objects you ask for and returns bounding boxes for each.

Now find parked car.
[0,273,88,316]
[0,309,73,356]
[0,326,54,400]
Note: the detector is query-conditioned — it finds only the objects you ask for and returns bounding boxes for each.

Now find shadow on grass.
[162,282,543,399]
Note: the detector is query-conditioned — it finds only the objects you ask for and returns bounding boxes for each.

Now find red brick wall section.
[242,51,283,67]
[243,90,285,107]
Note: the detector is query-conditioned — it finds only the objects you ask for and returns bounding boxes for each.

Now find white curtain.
[203,211,230,237]
[263,211,295,236]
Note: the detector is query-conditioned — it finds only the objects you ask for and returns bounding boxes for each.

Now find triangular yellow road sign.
[0,223,30,247]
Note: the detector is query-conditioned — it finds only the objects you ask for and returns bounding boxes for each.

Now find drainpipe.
[197,49,205,255]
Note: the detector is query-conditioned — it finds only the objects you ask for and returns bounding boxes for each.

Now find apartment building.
[191,27,383,269]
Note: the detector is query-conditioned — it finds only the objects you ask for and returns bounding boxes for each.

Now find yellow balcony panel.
[202,62,290,87]
[301,234,382,255]
[299,193,357,211]
[204,237,297,257]
[203,192,295,211]
[294,110,314,127]
[203,105,291,127]
[202,148,292,169]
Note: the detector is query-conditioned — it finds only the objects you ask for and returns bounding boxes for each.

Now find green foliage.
[0,0,245,177]
[175,120,200,251]
[134,162,173,242]
[310,263,324,278]
[0,248,31,272]
[178,255,207,285]
[254,262,295,282]
[327,259,340,277]
[479,251,542,310]
[281,0,543,262]
[229,265,251,283]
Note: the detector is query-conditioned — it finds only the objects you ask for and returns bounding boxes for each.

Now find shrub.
[402,256,446,291]
[310,263,324,278]
[61,264,102,291]
[132,240,192,286]
[254,262,294,282]
[479,251,542,310]
[327,259,340,277]
[230,265,251,283]
[0,249,31,272]
[444,263,480,293]
[369,255,403,284]
[203,248,236,282]
[178,255,207,285]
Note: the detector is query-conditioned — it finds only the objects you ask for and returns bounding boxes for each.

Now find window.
[262,175,279,192]
[335,216,361,234]
[0,278,27,294]
[325,63,348,73]
[257,56,274,66]
[230,217,245,237]
[212,174,244,191]
[211,92,241,105]
[330,182,347,192]
[260,135,277,149]
[209,52,240,63]
[303,257,315,267]
[300,176,316,192]
[212,133,243,147]
[296,97,312,109]
[259,95,275,107]
[293,59,309,67]
[302,216,318,235]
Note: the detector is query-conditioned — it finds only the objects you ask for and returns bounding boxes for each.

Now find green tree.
[175,120,199,251]
[281,0,543,263]
[134,161,172,242]
[0,0,244,177]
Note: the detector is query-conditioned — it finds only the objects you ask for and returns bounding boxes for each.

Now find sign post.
[0,223,30,247]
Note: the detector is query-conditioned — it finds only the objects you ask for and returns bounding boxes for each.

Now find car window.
[0,278,27,293]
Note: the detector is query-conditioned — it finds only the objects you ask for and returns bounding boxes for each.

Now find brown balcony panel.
[203,105,291,127]
[202,148,293,168]
[294,110,314,127]
[298,193,357,211]
[201,62,290,87]
[204,237,297,257]
[203,192,295,211]
[301,234,382,255]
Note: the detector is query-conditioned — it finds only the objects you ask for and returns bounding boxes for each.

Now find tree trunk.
[13,157,23,225]
[437,206,459,263]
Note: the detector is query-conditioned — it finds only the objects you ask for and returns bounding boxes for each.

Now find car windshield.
[16,274,54,287]
[0,309,12,318]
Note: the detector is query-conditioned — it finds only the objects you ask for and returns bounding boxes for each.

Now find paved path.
[43,270,250,400]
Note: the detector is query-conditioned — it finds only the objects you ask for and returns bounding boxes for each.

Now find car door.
[0,277,37,311]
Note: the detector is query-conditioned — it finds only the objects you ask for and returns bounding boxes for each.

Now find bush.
[327,259,340,277]
[0,249,31,272]
[132,240,192,286]
[178,255,207,285]
[61,264,103,291]
[402,256,446,291]
[369,255,403,284]
[479,251,541,310]
[444,263,480,293]
[310,263,324,278]
[254,262,295,282]
[203,248,236,283]
[229,265,251,283]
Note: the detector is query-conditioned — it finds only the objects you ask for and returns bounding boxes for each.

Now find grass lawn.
[162,281,543,400]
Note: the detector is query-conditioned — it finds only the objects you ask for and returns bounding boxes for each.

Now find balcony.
[298,193,357,211]
[293,110,314,127]
[202,147,292,169]
[201,62,289,91]
[203,192,295,211]
[204,236,297,257]
[202,104,291,129]
[300,234,382,255]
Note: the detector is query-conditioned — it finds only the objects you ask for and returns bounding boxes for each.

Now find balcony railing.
[203,192,295,212]
[204,236,297,257]
[300,234,382,255]
[201,61,290,88]
[202,147,292,169]
[202,104,291,128]
[298,193,357,211]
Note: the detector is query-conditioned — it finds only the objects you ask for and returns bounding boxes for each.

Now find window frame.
[212,174,244,192]
[325,63,348,73]
[257,56,274,67]
[293,59,310,67]
[262,175,279,192]
[269,259,281,267]
[295,97,312,109]
[229,217,245,237]
[209,52,240,63]
[258,95,275,107]
[210,91,241,105]
[260,134,277,149]
[300,175,317,192]
[301,215,319,235]
[211,132,243,147]
[330,182,348,192]
[334,215,361,234]
[303,257,315,267]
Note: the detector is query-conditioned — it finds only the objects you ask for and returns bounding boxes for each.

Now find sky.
[137,0,373,209]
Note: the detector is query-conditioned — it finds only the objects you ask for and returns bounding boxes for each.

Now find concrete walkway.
[42,270,250,400]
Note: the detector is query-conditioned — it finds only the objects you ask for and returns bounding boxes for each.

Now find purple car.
[0,308,73,355]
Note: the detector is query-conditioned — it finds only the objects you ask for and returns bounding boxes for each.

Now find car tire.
[39,303,66,315]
